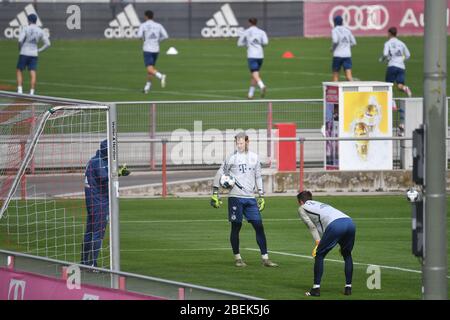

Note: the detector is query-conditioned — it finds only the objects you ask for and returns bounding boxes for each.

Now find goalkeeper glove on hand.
[257,196,265,212]
[118,164,130,177]
[312,240,320,258]
[210,187,222,208]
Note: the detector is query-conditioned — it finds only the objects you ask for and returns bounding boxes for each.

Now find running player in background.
[138,10,169,94]
[331,15,356,82]
[210,132,278,268]
[16,14,51,95]
[237,18,269,99]
[297,191,356,297]
[380,27,412,97]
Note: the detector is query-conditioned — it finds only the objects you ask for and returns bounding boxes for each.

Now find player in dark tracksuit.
[81,140,109,267]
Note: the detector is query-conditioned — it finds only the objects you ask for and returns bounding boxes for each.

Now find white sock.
[262,254,269,260]
[248,86,255,98]
[144,82,151,90]
[313,284,320,289]
[257,80,265,89]
[17,86,23,94]
[234,254,242,260]
[30,89,35,95]
[155,72,163,80]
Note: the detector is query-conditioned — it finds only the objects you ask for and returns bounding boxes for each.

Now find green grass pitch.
[3,195,447,299]
[1,36,446,102]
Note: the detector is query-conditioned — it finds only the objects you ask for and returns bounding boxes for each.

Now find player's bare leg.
[248,78,257,99]
[332,71,340,82]
[252,71,266,98]
[16,69,23,94]
[344,69,353,81]
[30,70,36,95]
[397,83,412,97]
[145,65,166,92]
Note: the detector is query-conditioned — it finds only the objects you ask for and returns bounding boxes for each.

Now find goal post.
[0,104,120,272]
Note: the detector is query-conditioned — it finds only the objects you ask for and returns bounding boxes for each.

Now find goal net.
[0,104,116,269]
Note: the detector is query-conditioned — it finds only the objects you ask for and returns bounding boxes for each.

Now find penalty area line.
[245,248,450,278]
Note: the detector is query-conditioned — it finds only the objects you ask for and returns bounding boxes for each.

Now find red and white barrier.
[0,267,165,300]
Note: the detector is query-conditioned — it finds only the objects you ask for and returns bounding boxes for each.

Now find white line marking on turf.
[120,217,412,224]
[245,248,450,278]
[122,248,231,252]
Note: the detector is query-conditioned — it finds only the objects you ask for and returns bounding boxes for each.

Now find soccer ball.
[406,188,421,202]
[220,174,235,189]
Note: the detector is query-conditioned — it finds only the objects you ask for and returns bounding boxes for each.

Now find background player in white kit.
[138,10,168,94]
[237,18,269,99]
[297,191,356,297]
[210,132,278,268]
[331,15,356,82]
[379,27,412,97]
[16,14,51,95]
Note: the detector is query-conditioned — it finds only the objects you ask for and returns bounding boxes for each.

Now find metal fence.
[0,249,260,300]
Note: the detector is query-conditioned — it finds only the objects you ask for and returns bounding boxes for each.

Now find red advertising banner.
[0,267,165,300]
[304,0,450,37]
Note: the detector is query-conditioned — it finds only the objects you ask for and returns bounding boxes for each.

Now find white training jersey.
[237,26,268,59]
[299,200,349,236]
[137,20,169,53]
[214,151,263,198]
[18,25,50,57]
[383,37,410,70]
[331,26,356,58]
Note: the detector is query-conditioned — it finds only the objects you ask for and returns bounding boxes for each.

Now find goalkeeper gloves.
[257,195,265,212]
[118,164,130,177]
[312,240,320,258]
[210,187,222,209]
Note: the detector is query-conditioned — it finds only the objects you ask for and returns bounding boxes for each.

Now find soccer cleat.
[143,87,150,94]
[305,287,320,297]
[344,286,352,296]
[235,259,247,267]
[247,95,254,100]
[161,74,166,88]
[260,86,266,98]
[262,259,278,267]
[404,86,412,97]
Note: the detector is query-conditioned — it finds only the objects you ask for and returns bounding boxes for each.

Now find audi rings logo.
[329,5,389,31]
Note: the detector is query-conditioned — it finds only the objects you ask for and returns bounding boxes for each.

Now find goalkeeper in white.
[297,191,355,297]
[210,132,278,268]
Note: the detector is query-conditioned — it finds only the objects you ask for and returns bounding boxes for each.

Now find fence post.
[299,138,304,192]
[162,139,167,198]
[178,287,185,300]
[20,141,26,200]
[119,276,126,290]
[7,255,14,270]
[267,102,273,166]
[30,105,35,174]
[150,103,156,171]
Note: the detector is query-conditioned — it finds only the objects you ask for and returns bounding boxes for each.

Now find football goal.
[0,104,120,271]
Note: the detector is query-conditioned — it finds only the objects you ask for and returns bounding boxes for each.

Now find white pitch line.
[120,217,412,224]
[121,248,231,252]
[245,248,450,278]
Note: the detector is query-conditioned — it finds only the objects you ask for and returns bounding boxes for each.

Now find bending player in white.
[237,18,269,99]
[210,132,278,267]
[16,14,51,95]
[297,191,356,297]
[138,10,168,94]
[331,15,356,81]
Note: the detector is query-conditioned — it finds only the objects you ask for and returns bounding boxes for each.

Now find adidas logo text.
[201,3,244,38]
[104,4,141,39]
[4,4,49,39]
